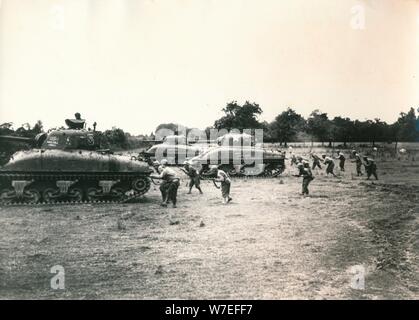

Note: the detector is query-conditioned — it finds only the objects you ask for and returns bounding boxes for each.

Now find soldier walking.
[290,154,297,166]
[336,152,346,171]
[296,156,303,164]
[181,161,203,194]
[152,159,180,208]
[352,153,363,176]
[209,165,232,204]
[311,153,322,170]
[294,162,314,195]
[363,157,378,180]
[322,155,337,177]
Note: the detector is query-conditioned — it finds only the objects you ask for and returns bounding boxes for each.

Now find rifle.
[149,175,164,185]
[211,179,221,189]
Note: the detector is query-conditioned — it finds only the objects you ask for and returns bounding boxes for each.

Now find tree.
[103,128,129,149]
[394,108,417,142]
[213,101,263,131]
[32,120,43,134]
[269,108,304,146]
[305,110,330,146]
[331,117,354,147]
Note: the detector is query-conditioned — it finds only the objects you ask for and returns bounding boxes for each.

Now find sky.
[0,0,418,135]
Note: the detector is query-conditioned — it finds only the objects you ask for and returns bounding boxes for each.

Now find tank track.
[0,172,151,206]
[198,163,286,179]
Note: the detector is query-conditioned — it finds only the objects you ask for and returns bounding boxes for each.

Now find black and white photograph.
[0,0,418,305]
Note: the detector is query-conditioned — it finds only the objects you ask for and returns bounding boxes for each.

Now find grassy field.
[0,151,418,299]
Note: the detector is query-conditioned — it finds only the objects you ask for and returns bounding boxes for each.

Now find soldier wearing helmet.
[290,154,298,166]
[152,160,162,173]
[336,151,346,172]
[311,153,322,170]
[151,158,180,207]
[363,157,378,180]
[322,154,337,177]
[208,165,232,204]
[294,162,314,195]
[181,161,203,194]
[351,153,363,176]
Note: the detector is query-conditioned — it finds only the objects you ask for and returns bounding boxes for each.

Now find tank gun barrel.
[0,135,34,144]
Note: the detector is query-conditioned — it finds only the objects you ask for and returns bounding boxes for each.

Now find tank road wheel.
[0,188,15,205]
[86,188,101,202]
[43,188,60,203]
[132,177,151,195]
[68,188,83,202]
[23,189,41,204]
[110,187,125,201]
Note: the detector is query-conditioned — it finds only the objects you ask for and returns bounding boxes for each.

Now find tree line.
[208,101,418,147]
[1,101,418,154]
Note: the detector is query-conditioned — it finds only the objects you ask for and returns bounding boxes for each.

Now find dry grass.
[0,154,418,299]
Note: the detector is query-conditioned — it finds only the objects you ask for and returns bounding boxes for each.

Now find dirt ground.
[0,157,418,299]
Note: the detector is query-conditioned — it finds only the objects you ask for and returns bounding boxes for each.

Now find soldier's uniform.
[322,155,337,177]
[156,160,180,207]
[152,160,162,173]
[218,169,232,204]
[296,163,314,195]
[290,154,297,166]
[354,153,363,176]
[210,165,232,204]
[337,152,346,171]
[311,154,322,170]
[183,162,203,194]
[364,158,378,180]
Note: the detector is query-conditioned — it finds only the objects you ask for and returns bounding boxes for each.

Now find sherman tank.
[189,133,286,177]
[142,135,202,165]
[0,116,153,205]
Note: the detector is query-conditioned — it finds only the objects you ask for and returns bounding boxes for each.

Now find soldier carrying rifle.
[151,159,180,208]
[363,157,378,180]
[181,161,203,194]
[336,152,346,171]
[311,153,322,170]
[294,161,314,196]
[207,165,232,204]
[322,154,337,177]
[351,152,363,176]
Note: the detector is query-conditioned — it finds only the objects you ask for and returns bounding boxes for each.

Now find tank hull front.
[0,150,153,204]
[1,149,152,173]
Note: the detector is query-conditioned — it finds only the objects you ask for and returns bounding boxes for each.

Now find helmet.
[160,159,168,166]
[297,163,304,168]
[152,160,160,167]
[209,165,218,172]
